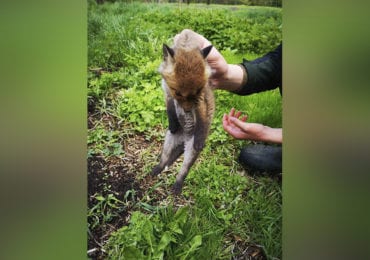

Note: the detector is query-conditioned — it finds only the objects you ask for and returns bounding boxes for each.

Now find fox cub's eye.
[175,91,182,97]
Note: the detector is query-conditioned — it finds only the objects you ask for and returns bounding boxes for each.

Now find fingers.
[229,108,235,117]
[223,109,250,137]
[222,114,233,135]
[173,34,179,44]
[223,113,237,132]
[176,29,211,48]
[223,113,236,135]
[209,78,220,90]
[229,116,248,131]
[228,108,248,121]
[222,113,230,130]
[223,113,248,139]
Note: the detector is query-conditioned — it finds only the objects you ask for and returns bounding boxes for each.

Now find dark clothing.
[234,43,282,96]
[239,144,282,174]
[234,43,282,174]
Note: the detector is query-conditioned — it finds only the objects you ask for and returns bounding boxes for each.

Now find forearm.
[261,126,282,144]
[215,64,246,92]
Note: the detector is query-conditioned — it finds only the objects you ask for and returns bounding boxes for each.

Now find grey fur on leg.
[151,130,184,176]
[172,137,200,195]
[193,108,209,151]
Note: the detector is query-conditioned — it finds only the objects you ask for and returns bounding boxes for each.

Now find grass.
[88,2,282,259]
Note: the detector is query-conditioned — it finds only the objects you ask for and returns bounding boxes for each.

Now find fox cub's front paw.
[193,137,205,151]
[169,120,180,134]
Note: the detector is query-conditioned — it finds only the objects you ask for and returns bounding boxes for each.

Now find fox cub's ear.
[201,45,213,59]
[163,44,175,60]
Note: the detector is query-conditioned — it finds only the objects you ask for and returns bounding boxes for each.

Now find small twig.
[87,248,98,255]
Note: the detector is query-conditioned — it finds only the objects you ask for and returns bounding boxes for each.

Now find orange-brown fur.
[162,48,209,111]
[151,29,215,195]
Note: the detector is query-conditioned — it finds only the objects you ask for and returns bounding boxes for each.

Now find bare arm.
[222,108,282,144]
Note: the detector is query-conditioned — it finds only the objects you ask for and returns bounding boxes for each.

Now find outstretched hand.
[222,108,283,143]
[222,108,265,140]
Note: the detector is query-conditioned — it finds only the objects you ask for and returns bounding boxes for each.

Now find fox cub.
[151,29,215,195]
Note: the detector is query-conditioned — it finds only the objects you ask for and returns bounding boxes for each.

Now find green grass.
[88,2,282,259]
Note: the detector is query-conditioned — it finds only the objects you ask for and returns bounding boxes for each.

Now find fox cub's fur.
[151,29,215,195]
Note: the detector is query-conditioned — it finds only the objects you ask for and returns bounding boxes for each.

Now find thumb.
[209,79,219,90]
[229,117,248,130]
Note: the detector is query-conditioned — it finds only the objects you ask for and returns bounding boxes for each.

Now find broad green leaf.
[142,219,154,253]
[188,235,202,252]
[180,235,202,260]
[174,206,189,225]
[153,231,173,260]
[168,221,183,235]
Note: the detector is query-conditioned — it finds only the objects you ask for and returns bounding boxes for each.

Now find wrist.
[217,64,246,92]
[262,126,282,144]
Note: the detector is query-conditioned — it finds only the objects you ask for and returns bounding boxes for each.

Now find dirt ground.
[87,100,268,259]
[87,155,267,260]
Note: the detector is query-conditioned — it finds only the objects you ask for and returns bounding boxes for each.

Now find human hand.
[223,108,264,140]
[222,108,282,143]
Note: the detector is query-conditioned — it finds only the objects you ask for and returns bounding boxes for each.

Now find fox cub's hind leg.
[173,137,200,195]
[151,131,184,176]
